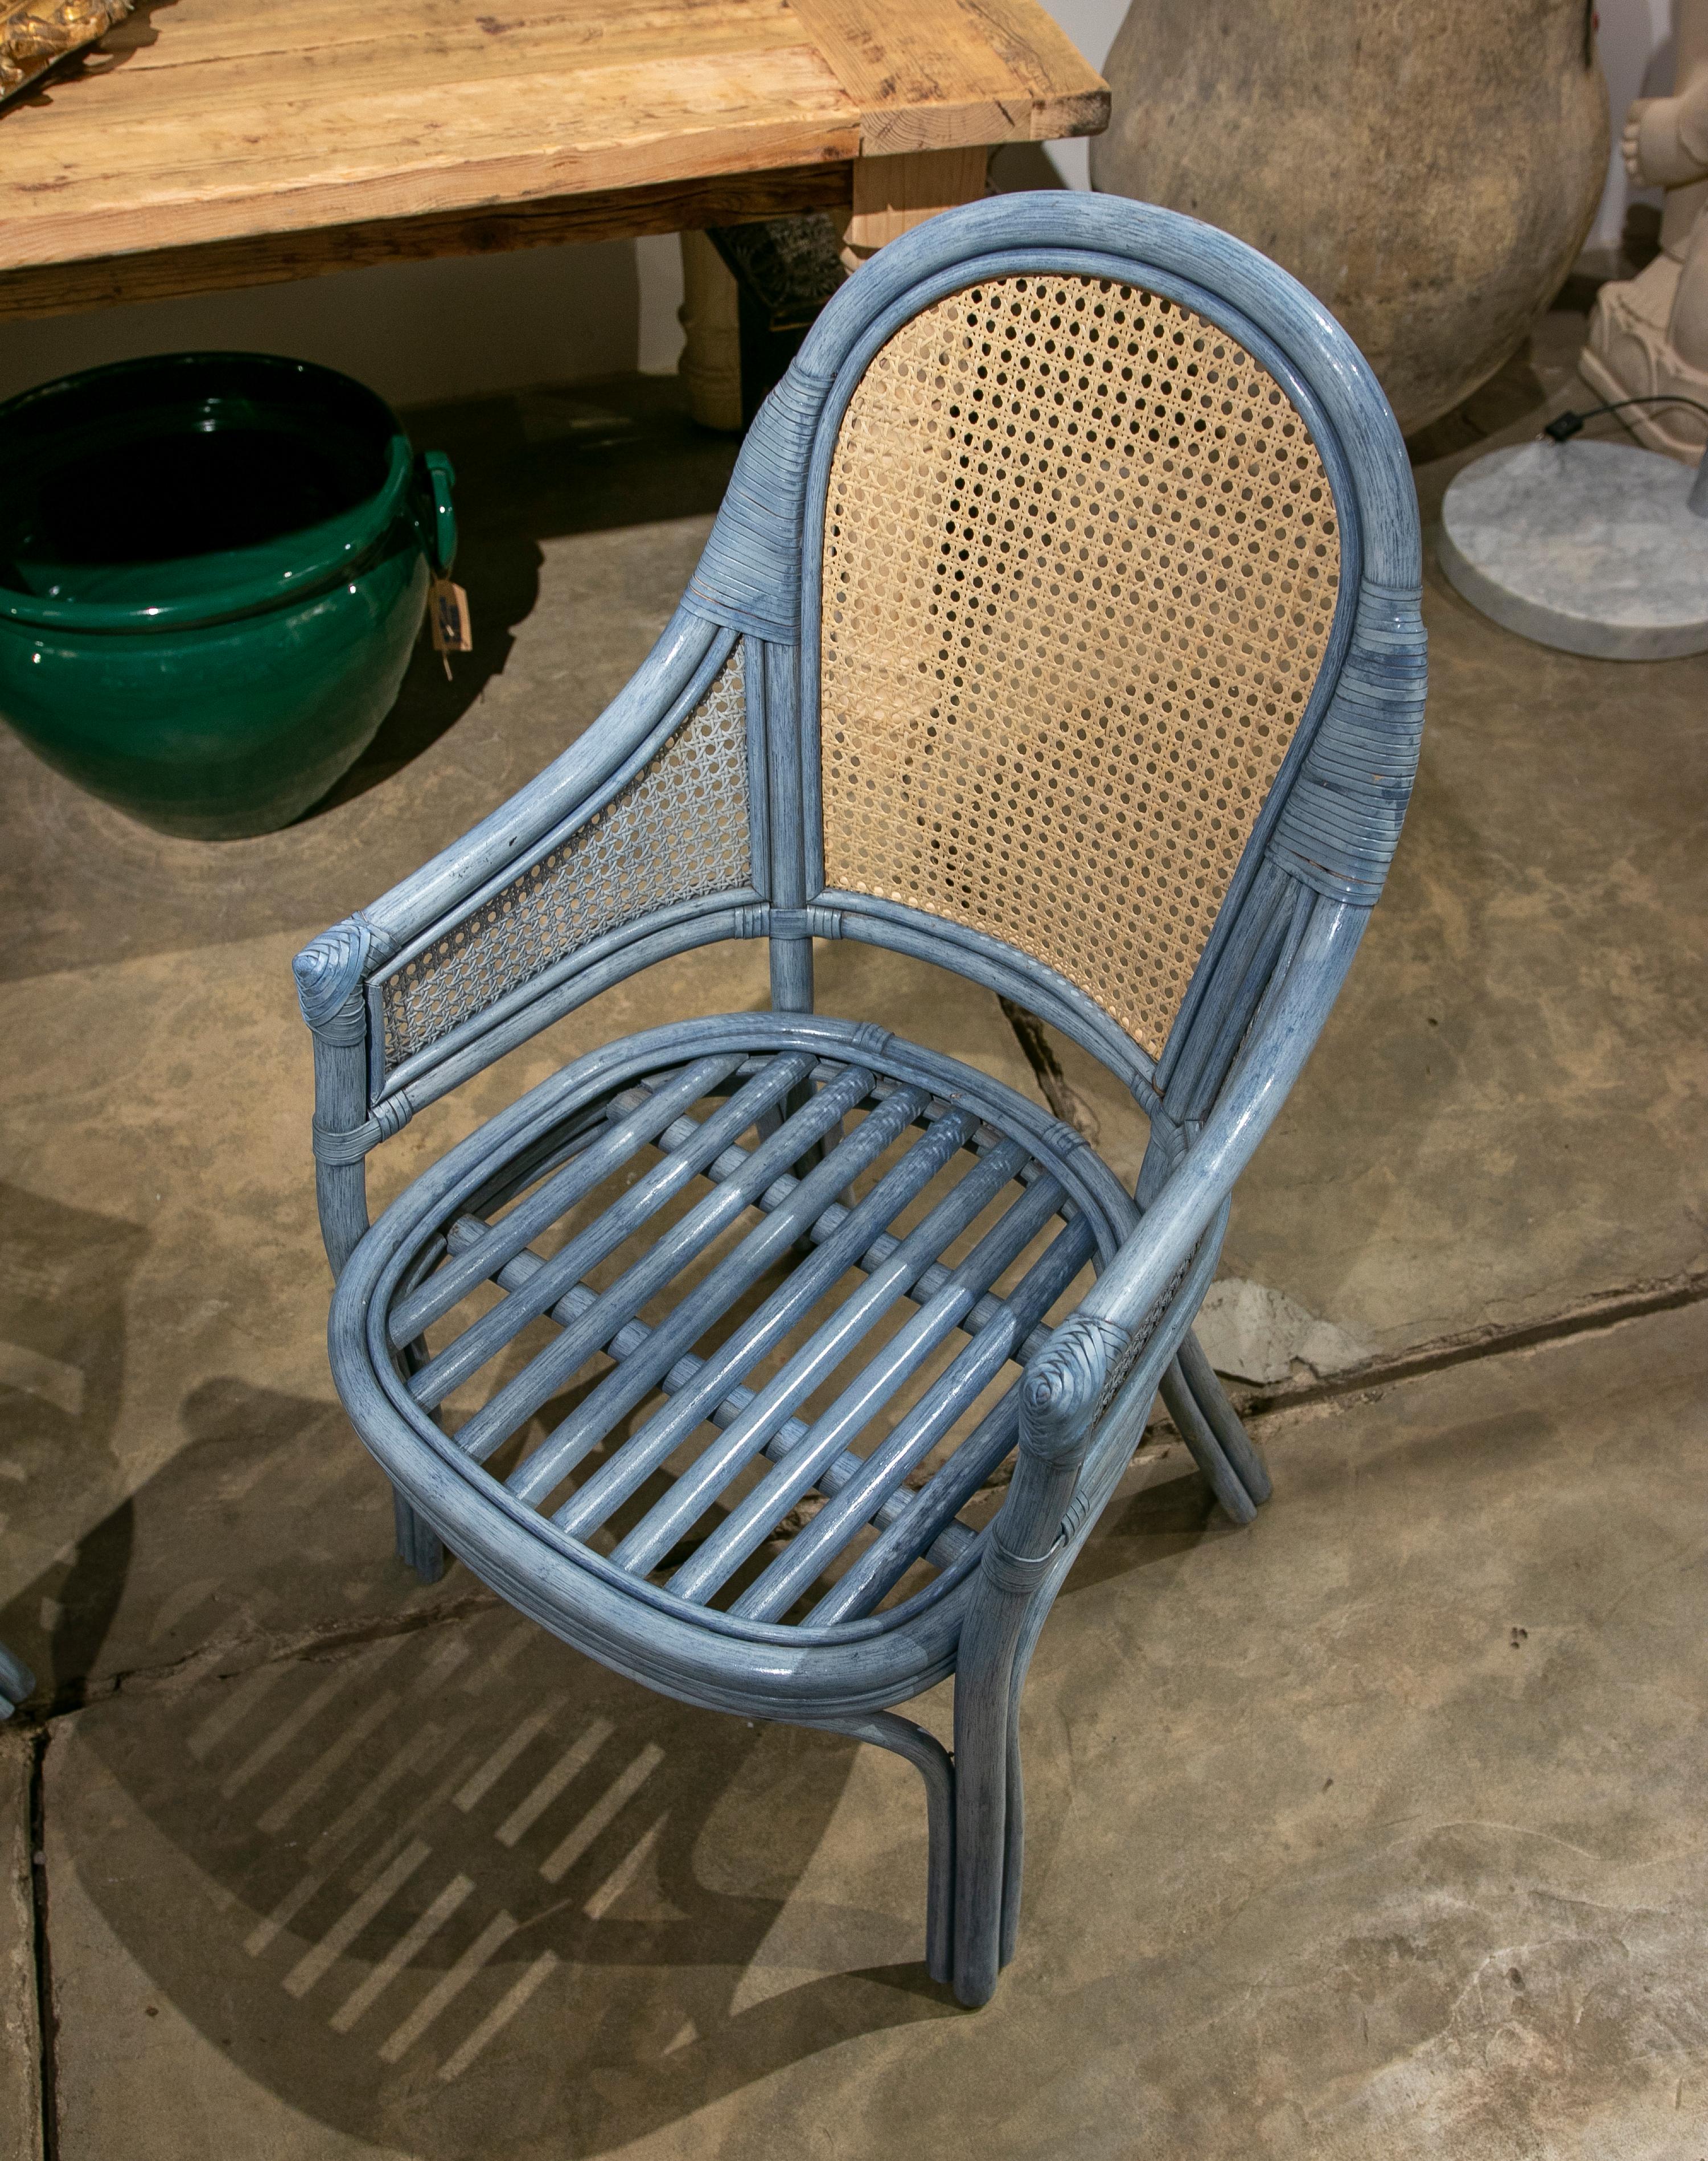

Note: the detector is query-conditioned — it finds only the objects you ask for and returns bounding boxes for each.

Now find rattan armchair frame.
[295,194,1425,2007]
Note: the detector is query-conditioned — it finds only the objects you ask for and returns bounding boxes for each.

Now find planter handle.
[418,450,458,578]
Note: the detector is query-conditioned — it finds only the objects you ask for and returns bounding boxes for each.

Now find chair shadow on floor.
[10,1355,1232,2154]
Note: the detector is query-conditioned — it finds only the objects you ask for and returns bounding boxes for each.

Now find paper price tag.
[428,577,473,674]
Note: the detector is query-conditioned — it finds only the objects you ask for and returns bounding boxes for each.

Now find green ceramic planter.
[0,352,457,839]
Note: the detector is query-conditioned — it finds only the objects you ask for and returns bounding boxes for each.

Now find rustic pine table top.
[0,0,1107,320]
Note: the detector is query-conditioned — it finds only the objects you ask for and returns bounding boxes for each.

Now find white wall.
[1033,0,1128,189]
[0,234,648,408]
[0,0,1668,412]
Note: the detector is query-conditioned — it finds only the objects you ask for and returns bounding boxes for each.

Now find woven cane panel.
[820,276,1340,1058]
[379,651,750,1073]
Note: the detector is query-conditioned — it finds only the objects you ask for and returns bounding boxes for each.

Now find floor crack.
[1228,1268,1708,1423]
[27,1728,59,2161]
[13,1589,500,1731]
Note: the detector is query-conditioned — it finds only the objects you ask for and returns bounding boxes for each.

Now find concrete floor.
[1,296,1705,2159]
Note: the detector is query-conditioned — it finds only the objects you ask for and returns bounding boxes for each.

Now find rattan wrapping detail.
[820,276,1341,1057]
[379,652,750,1073]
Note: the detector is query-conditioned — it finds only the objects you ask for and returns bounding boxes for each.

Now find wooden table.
[0,0,1107,322]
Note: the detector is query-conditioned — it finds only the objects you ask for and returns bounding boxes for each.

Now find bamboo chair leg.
[952,1573,1037,2007]
[1159,1358,1259,1524]
[803,1710,956,1984]
[997,1665,1026,1970]
[998,1612,1055,1970]
[992,1549,1079,1973]
[392,1489,445,1584]
[0,1639,35,1717]
[1177,1332,1272,1504]
[950,1687,1007,2005]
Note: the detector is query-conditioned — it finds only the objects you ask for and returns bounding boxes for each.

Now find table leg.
[676,146,990,429]
[839,146,992,265]
[679,228,744,431]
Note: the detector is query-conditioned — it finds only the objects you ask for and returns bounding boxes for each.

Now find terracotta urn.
[1090,0,1609,436]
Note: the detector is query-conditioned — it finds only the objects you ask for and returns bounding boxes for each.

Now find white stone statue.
[1584,0,1708,460]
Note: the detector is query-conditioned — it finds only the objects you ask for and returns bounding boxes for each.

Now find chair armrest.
[995,895,1369,1561]
[291,604,734,1075]
[367,603,719,954]
[291,606,740,1273]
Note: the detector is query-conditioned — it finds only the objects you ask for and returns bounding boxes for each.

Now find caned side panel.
[378,649,750,1075]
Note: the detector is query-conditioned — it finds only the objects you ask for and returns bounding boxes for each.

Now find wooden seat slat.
[407,1049,810,1407]
[505,1076,938,1508]
[387,1050,745,1347]
[556,1086,956,1541]
[448,1061,872,1462]
[665,1161,1065,1605]
[734,1206,1093,1619]
[804,1380,1026,1623]
[611,1130,1031,1576]
[441,1211,982,1574]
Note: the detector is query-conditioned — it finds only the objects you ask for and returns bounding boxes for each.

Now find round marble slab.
[1438,439,1708,658]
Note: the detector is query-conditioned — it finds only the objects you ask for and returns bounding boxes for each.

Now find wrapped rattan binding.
[820,274,1340,1060]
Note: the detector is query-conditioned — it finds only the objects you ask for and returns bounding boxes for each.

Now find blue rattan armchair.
[295,194,1424,2007]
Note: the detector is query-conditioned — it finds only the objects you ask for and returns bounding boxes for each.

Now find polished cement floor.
[0,296,1704,2160]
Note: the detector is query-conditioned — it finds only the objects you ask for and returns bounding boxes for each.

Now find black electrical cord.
[1542,394,1708,441]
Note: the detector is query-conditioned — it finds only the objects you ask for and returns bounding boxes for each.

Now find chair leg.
[951,1540,1054,2013]
[951,1649,1015,2007]
[0,1638,35,1717]
[392,1334,447,1582]
[392,1487,445,1584]
[1160,1354,1260,1524]
[800,1710,955,1984]
[1177,1331,1273,1506]
[997,1598,1060,1971]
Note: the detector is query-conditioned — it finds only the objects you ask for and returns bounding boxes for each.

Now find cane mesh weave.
[819,276,1341,1059]
[379,651,750,1073]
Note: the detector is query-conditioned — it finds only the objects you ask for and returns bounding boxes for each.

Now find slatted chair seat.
[297,194,1426,2006]
[336,1018,1148,1656]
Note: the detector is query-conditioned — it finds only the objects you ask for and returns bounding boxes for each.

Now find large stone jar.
[1091,0,1608,435]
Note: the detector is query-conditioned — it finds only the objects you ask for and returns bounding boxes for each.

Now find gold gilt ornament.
[1,0,132,106]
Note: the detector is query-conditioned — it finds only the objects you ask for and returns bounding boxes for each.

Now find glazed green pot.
[0,352,457,839]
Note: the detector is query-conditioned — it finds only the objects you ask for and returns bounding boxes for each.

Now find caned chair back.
[815,272,1342,1061]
